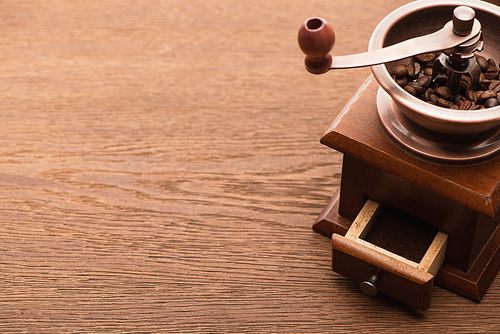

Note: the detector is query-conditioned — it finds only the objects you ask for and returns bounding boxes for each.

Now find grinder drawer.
[332,199,448,310]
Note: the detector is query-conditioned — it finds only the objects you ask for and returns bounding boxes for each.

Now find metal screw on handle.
[360,272,381,297]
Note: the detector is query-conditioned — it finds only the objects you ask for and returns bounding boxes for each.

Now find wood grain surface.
[0,0,499,332]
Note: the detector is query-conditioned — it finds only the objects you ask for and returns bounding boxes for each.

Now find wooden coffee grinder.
[298,0,500,309]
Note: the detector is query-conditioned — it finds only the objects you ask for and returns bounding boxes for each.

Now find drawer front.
[332,234,434,310]
[331,199,448,310]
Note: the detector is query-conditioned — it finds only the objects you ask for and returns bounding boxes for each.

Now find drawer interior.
[362,205,439,263]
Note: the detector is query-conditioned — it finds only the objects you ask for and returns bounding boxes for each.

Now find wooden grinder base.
[315,76,500,303]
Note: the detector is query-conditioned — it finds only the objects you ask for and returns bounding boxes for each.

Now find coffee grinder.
[298,0,500,309]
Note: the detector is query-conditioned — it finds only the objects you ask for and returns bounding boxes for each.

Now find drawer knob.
[360,272,381,296]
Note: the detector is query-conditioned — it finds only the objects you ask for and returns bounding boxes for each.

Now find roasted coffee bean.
[476,91,484,102]
[452,94,465,105]
[479,73,489,90]
[465,89,478,103]
[393,76,408,87]
[424,67,433,76]
[415,52,437,63]
[434,74,448,86]
[406,81,426,95]
[437,97,453,108]
[404,85,417,96]
[428,94,438,104]
[485,98,499,108]
[489,58,497,68]
[416,75,431,88]
[423,88,435,101]
[480,90,497,101]
[459,99,473,110]
[482,78,492,90]
[489,80,500,93]
[485,66,499,80]
[476,55,489,72]
[392,65,408,78]
[460,75,471,91]
[407,62,421,78]
[435,86,452,100]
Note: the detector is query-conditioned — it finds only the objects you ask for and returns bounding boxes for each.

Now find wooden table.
[0,0,498,332]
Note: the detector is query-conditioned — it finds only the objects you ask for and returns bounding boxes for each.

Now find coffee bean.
[392,65,408,78]
[476,91,484,101]
[423,88,434,101]
[404,85,417,96]
[465,90,478,103]
[393,76,408,87]
[428,94,438,104]
[479,73,489,90]
[407,62,421,78]
[476,55,489,72]
[459,100,473,110]
[437,97,453,108]
[482,78,493,90]
[460,75,471,91]
[434,74,448,86]
[489,80,500,93]
[406,81,426,95]
[485,66,499,80]
[452,94,465,105]
[435,86,452,100]
[415,52,437,63]
[485,98,499,108]
[416,75,431,88]
[480,90,497,101]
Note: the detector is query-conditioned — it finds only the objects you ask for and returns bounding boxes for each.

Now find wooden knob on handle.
[298,17,335,74]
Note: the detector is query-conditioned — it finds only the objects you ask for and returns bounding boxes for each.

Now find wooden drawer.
[332,199,448,310]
